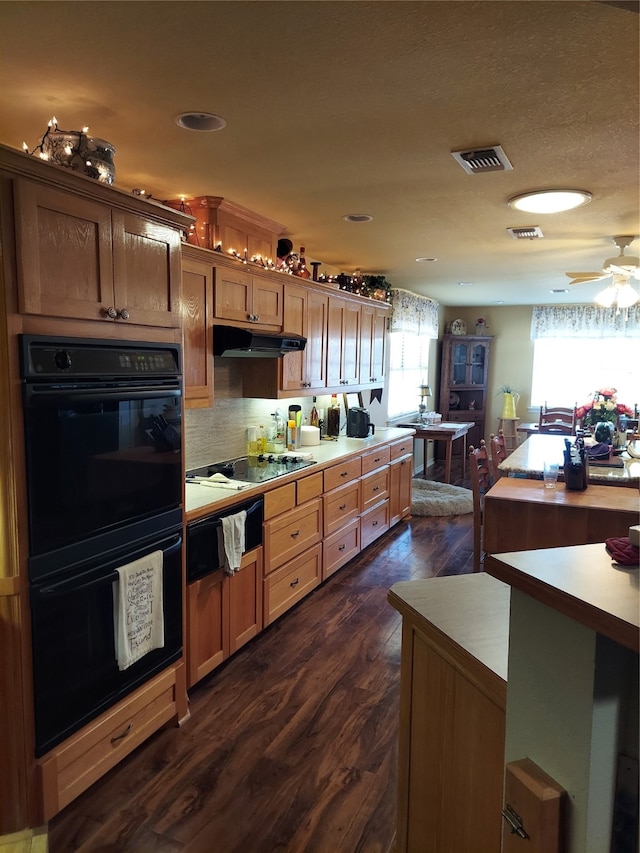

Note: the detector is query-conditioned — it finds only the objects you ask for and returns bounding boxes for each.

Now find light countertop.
[185,427,415,519]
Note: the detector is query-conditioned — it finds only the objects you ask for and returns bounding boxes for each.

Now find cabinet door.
[389,455,413,525]
[229,547,263,654]
[281,283,307,391]
[305,289,328,389]
[327,296,360,387]
[187,571,229,688]
[451,340,471,386]
[14,179,115,321]
[469,340,489,386]
[252,276,283,328]
[112,211,182,328]
[359,303,387,387]
[214,266,253,323]
[182,257,214,408]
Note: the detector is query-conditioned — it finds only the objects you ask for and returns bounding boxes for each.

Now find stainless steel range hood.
[213,325,307,358]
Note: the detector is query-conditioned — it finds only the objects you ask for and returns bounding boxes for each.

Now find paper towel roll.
[300,425,320,446]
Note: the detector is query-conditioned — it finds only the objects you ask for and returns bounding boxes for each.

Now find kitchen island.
[390,542,639,852]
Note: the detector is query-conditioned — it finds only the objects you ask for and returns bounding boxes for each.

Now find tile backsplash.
[184,359,338,469]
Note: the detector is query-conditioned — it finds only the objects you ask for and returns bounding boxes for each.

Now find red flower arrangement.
[575,388,633,426]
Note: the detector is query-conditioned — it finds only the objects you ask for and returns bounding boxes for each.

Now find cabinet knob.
[118,308,130,320]
[105,306,118,319]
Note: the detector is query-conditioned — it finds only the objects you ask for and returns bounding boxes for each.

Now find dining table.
[498,433,640,488]
[483,476,639,556]
[397,420,474,484]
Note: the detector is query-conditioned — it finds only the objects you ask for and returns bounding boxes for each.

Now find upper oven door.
[22,382,182,560]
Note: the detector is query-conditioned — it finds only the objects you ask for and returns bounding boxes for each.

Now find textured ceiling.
[1,1,638,306]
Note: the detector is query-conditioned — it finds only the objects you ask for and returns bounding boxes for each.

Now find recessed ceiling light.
[415,257,437,263]
[342,213,373,223]
[175,112,227,132]
[458,281,474,287]
[508,189,592,214]
[493,300,505,305]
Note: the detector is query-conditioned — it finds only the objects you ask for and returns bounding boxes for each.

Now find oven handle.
[34,535,182,597]
[25,386,181,404]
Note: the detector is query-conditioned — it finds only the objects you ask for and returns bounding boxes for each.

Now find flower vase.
[594,421,614,444]
[500,392,519,419]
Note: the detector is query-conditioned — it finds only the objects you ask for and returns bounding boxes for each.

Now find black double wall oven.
[20,335,183,757]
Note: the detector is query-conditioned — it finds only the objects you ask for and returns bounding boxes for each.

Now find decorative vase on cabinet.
[594,421,614,444]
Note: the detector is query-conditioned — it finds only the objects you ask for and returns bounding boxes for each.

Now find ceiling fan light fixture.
[594,285,617,308]
[615,283,640,309]
[508,189,592,214]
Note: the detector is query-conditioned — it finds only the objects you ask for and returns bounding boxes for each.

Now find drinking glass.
[543,461,559,489]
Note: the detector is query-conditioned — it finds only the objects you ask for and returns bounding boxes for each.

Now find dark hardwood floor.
[48,461,473,853]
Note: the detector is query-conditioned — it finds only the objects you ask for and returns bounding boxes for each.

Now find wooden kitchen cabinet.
[327,294,361,389]
[263,544,322,626]
[14,178,183,328]
[214,264,283,328]
[187,547,263,688]
[388,575,509,853]
[359,301,388,387]
[389,450,413,525]
[438,334,492,454]
[281,281,328,392]
[182,253,214,408]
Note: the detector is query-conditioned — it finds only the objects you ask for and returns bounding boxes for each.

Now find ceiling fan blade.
[566,273,608,285]
[565,271,605,279]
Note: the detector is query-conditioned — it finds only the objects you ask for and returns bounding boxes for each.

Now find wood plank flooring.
[48,465,473,853]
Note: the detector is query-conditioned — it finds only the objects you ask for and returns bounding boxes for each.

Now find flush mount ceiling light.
[415,257,437,263]
[508,189,592,214]
[594,279,639,309]
[342,213,373,223]
[175,112,227,132]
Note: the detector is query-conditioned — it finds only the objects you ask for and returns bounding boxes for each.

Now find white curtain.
[389,288,439,338]
[531,305,640,339]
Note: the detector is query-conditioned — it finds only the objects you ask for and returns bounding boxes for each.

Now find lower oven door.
[187,497,264,583]
[29,528,182,757]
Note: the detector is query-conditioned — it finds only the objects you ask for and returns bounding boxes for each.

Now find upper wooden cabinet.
[13,178,183,328]
[327,294,361,389]
[182,253,214,409]
[359,301,387,387]
[281,281,328,392]
[214,266,283,329]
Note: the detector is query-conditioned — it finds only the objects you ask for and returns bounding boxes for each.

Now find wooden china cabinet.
[438,334,492,453]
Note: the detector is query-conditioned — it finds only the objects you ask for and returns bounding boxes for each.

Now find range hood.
[213,325,307,358]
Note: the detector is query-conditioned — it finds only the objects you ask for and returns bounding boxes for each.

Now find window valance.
[531,305,640,339]
[389,288,439,338]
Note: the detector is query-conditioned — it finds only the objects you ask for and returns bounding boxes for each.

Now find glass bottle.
[327,394,340,437]
[310,400,319,428]
[296,246,311,279]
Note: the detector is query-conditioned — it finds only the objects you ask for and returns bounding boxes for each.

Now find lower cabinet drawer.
[264,544,321,625]
[323,518,360,581]
[323,481,360,537]
[38,665,181,820]
[361,467,390,511]
[264,498,322,574]
[360,500,390,549]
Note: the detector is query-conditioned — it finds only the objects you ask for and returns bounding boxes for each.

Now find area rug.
[411,478,473,517]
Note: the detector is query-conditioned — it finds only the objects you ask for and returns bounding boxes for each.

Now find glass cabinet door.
[470,343,487,385]
[451,342,469,385]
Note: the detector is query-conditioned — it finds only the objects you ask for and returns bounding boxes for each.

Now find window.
[387,331,430,419]
[531,338,639,410]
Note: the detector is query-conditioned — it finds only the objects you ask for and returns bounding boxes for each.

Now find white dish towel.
[221,510,246,575]
[113,549,164,671]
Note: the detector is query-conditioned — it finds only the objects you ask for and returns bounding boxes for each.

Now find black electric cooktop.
[186,454,316,485]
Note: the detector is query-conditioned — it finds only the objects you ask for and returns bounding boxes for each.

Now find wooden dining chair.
[468,441,492,573]
[537,422,574,435]
[539,403,577,433]
[489,429,508,481]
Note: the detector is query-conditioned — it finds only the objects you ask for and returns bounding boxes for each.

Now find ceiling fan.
[565,235,640,286]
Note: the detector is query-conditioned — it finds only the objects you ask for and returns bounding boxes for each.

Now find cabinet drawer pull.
[290,529,301,538]
[338,544,346,551]
[372,521,379,527]
[374,456,381,462]
[290,577,300,587]
[373,486,380,492]
[339,503,347,510]
[111,722,133,745]
[340,471,348,478]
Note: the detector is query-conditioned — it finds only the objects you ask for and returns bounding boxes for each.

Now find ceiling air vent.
[506,226,544,240]
[451,145,513,174]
